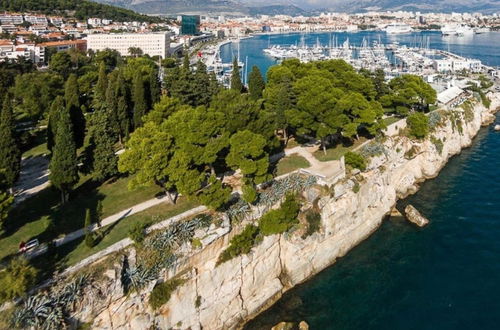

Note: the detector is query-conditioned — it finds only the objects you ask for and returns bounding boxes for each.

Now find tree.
[47,96,64,152]
[49,105,78,204]
[84,209,95,248]
[132,71,148,128]
[334,92,384,139]
[119,121,177,202]
[0,257,37,303]
[230,57,243,93]
[12,72,63,121]
[248,66,265,100]
[226,130,271,185]
[263,77,296,141]
[65,74,85,148]
[128,47,143,57]
[286,75,346,153]
[93,61,108,111]
[116,71,131,142]
[49,51,72,78]
[105,70,120,138]
[0,171,13,232]
[407,112,429,139]
[195,175,231,210]
[89,110,118,181]
[382,75,437,115]
[0,96,21,190]
[148,69,161,107]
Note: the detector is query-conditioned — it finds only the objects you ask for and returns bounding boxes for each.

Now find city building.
[181,15,200,35]
[86,32,170,58]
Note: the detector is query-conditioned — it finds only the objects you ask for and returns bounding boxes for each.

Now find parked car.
[19,239,39,253]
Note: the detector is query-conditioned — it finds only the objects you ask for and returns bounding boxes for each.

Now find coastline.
[84,94,500,329]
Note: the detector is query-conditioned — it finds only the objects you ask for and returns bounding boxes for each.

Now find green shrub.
[217,225,260,265]
[430,136,444,155]
[302,210,321,238]
[0,258,37,303]
[149,278,184,310]
[352,181,360,193]
[191,237,202,249]
[480,92,491,108]
[344,152,366,171]
[195,295,202,308]
[129,222,146,244]
[407,112,429,139]
[259,194,300,236]
[242,184,257,204]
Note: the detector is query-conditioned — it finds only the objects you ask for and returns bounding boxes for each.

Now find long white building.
[86,32,171,58]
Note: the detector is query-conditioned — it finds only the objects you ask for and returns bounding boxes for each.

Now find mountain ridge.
[92,0,500,15]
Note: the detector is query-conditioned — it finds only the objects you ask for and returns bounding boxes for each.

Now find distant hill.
[320,0,500,14]
[93,0,248,15]
[93,0,500,15]
[248,5,306,16]
[0,0,161,22]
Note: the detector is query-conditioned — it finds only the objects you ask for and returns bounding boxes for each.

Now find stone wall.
[89,93,500,330]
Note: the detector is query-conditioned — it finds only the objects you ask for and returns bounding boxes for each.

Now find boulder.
[404,205,429,227]
[494,124,500,131]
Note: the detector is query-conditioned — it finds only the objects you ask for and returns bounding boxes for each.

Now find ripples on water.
[247,122,500,329]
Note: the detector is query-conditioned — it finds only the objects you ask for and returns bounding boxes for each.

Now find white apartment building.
[86,32,171,58]
[434,58,482,73]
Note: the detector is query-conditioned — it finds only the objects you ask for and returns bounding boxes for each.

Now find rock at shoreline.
[404,205,429,227]
[390,207,403,217]
[272,321,309,330]
[494,124,500,131]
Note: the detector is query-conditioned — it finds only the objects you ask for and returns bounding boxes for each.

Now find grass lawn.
[55,197,198,267]
[275,154,311,176]
[0,175,162,261]
[383,116,403,127]
[21,129,49,159]
[314,137,368,162]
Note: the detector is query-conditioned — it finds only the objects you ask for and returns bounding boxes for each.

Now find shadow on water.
[246,121,500,329]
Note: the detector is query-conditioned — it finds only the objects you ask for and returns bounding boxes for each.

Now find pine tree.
[0,171,13,232]
[90,110,118,181]
[49,105,78,204]
[105,70,120,138]
[0,96,21,190]
[84,209,95,248]
[132,72,147,129]
[47,96,64,152]
[148,69,161,108]
[65,74,85,149]
[116,71,131,142]
[93,62,108,110]
[248,66,265,100]
[182,53,190,72]
[231,57,243,93]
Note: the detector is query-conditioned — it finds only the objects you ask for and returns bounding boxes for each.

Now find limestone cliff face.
[91,94,500,330]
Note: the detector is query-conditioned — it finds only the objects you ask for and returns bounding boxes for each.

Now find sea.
[220,31,500,329]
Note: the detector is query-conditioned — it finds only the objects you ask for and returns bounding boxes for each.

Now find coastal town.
[0,0,500,329]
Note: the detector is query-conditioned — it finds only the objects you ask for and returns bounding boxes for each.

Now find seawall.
[88,93,500,329]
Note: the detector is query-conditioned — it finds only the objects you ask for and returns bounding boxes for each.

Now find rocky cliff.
[89,93,500,330]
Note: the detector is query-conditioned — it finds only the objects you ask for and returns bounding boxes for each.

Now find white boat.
[385,23,413,34]
[475,27,490,34]
[456,25,474,36]
[441,24,473,36]
[441,24,458,36]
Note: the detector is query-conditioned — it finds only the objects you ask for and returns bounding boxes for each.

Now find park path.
[22,145,339,259]
[25,194,177,259]
[14,156,50,204]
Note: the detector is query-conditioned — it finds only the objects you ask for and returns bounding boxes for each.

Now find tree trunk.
[283,127,288,145]
[322,138,327,155]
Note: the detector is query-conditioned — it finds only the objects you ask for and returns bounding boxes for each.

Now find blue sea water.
[232,31,500,329]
